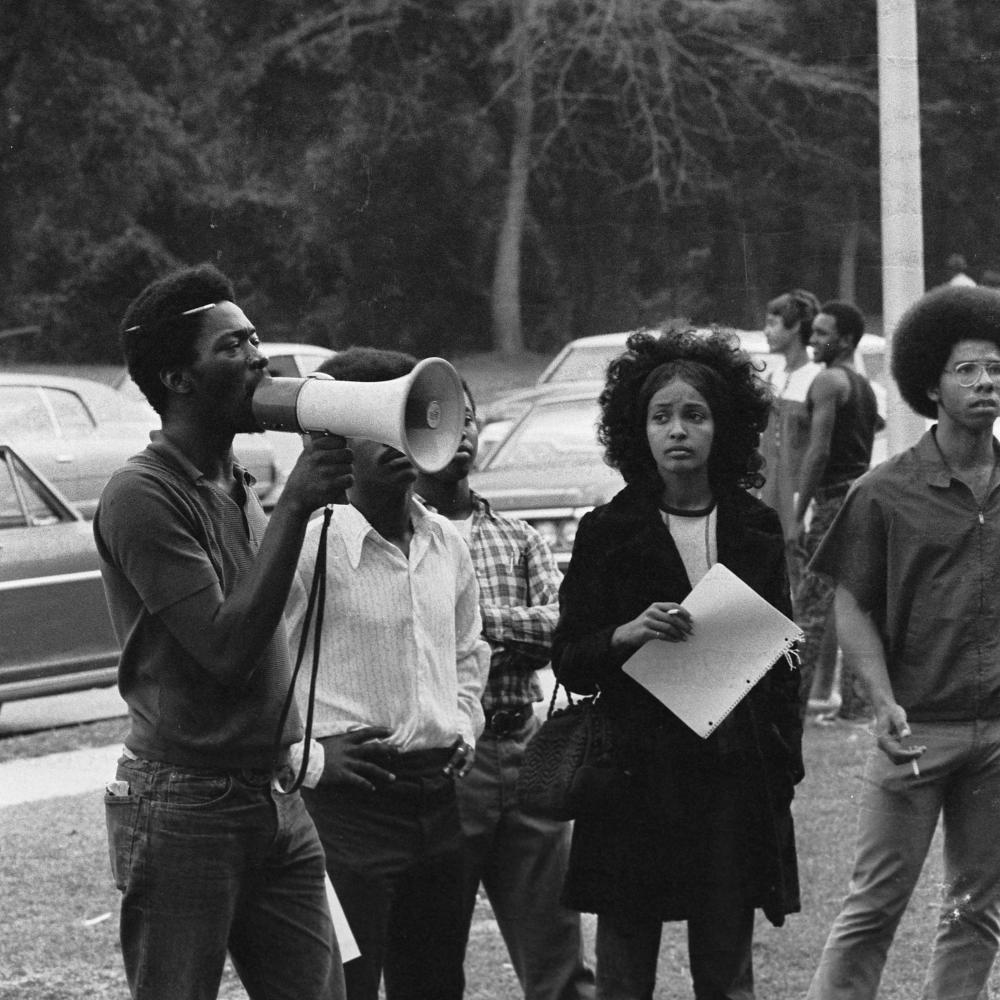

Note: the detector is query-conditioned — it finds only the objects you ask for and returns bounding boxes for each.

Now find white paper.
[622,563,802,738]
[326,873,361,963]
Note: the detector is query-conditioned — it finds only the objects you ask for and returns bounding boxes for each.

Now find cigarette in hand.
[911,759,920,777]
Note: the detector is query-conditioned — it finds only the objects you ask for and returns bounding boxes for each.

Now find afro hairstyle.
[891,285,1000,418]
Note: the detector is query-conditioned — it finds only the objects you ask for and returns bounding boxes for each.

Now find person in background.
[759,288,822,593]
[414,381,596,1000]
[806,283,1000,1000]
[552,328,802,1000]
[945,252,977,288]
[285,347,490,1000]
[94,263,352,999]
[793,301,880,722]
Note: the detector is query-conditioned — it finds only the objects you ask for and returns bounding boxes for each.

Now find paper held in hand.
[622,562,803,739]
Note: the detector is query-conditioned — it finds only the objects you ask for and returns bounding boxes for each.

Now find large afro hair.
[891,285,1000,418]
[598,327,772,496]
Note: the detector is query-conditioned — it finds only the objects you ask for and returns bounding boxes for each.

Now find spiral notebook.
[622,562,802,738]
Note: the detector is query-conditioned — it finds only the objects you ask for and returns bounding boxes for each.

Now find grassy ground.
[3,720,997,999]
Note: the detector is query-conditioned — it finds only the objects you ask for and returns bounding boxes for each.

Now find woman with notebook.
[551,328,802,999]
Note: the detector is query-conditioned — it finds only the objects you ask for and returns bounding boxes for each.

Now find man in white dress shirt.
[285,347,490,1000]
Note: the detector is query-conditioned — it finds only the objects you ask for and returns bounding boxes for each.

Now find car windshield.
[542,344,622,384]
[487,398,602,470]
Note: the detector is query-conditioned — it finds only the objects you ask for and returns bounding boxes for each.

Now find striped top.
[286,497,490,749]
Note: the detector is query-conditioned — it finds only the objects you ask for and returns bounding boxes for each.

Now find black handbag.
[517,681,623,821]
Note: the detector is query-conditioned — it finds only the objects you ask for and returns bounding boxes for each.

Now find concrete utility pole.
[878,0,927,455]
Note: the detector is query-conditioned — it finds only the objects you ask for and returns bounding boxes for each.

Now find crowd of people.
[94,261,1000,999]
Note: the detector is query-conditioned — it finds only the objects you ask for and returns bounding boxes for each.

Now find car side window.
[0,452,62,527]
[0,385,55,435]
[46,388,97,435]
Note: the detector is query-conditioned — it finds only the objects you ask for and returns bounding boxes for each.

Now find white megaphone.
[252,356,465,474]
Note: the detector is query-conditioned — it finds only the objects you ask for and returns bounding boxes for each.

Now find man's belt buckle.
[488,705,528,736]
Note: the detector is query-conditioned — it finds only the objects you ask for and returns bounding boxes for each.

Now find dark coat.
[551,483,802,927]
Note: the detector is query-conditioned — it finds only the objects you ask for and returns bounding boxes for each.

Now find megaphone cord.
[272,504,334,794]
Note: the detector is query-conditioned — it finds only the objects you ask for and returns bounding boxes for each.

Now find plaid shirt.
[466,492,563,711]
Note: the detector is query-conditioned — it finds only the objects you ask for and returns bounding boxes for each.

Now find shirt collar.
[146,430,255,487]
[338,495,440,569]
[917,425,1000,489]
[469,490,494,519]
[411,489,492,521]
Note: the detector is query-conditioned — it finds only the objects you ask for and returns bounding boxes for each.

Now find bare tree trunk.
[491,0,535,356]
[838,185,860,302]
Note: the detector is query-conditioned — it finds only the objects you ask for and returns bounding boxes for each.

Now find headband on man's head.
[123,302,217,335]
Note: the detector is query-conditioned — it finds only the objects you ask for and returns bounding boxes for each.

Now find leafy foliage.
[0,0,993,361]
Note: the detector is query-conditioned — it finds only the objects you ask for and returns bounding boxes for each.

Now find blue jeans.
[302,747,466,1000]
[806,719,1000,999]
[105,754,343,1000]
[457,713,595,1000]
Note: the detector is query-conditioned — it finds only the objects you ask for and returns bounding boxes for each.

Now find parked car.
[478,327,889,466]
[116,340,335,508]
[1,371,282,517]
[470,390,623,570]
[0,443,118,708]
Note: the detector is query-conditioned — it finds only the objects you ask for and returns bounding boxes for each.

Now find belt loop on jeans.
[483,703,534,737]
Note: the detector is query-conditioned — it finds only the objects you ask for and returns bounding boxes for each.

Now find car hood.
[478,381,603,423]
[470,461,622,511]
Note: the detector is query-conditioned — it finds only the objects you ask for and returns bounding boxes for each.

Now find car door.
[0,446,119,703]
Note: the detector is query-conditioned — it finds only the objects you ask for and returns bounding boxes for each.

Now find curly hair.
[317,346,417,383]
[598,328,772,496]
[891,285,1000,418]
[120,263,236,415]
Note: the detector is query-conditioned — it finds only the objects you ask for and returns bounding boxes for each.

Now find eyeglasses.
[951,361,1000,386]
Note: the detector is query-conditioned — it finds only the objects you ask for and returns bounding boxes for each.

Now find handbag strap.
[545,675,573,719]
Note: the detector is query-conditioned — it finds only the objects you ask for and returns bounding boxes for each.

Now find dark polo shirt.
[94,435,302,770]
[811,428,1000,721]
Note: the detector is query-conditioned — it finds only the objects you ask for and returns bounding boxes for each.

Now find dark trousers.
[302,748,466,1000]
[594,901,755,1000]
[457,715,595,1000]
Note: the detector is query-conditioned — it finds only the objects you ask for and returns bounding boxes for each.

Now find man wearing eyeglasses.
[805,285,1000,999]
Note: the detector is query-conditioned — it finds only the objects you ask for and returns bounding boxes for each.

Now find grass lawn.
[2,719,996,999]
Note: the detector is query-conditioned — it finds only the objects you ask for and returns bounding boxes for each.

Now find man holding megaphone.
[94,263,353,1000]
[284,347,491,1000]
